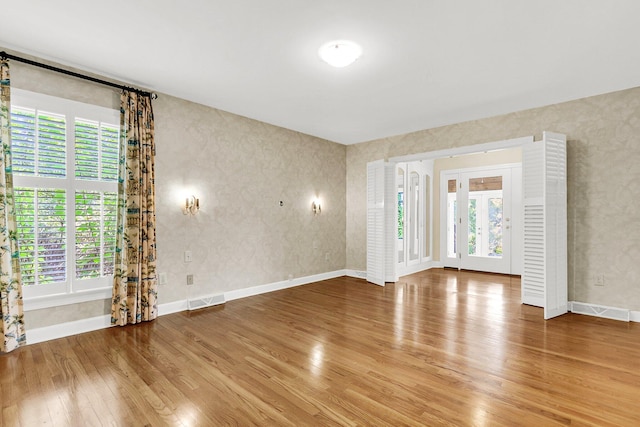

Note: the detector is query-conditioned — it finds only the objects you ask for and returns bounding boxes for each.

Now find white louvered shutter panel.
[74,120,119,278]
[14,188,67,286]
[522,141,545,307]
[11,107,66,177]
[542,132,568,319]
[11,108,68,286]
[522,132,568,319]
[384,163,398,282]
[367,160,385,286]
[75,120,119,181]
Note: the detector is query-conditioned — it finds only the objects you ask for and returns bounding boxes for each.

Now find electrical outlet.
[158,272,168,285]
[186,274,194,285]
[594,274,605,287]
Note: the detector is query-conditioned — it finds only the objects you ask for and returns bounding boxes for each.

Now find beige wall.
[432,148,522,261]
[8,50,346,330]
[347,86,640,311]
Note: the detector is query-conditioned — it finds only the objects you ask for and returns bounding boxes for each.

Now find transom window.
[10,89,119,308]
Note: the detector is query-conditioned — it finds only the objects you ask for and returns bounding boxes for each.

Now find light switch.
[184,250,192,263]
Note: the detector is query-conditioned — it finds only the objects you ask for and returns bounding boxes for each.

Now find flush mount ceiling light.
[318,40,362,68]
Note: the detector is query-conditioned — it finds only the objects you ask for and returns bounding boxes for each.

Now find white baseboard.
[31,276,640,345]
[398,261,439,278]
[225,270,347,302]
[346,270,367,279]
[347,264,444,282]
[26,270,349,344]
[158,299,189,316]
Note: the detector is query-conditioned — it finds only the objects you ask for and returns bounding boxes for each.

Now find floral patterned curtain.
[111,91,158,326]
[0,59,26,352]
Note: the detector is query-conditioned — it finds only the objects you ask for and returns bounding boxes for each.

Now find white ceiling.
[2,1,640,145]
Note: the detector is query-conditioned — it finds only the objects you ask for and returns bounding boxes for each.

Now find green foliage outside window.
[468,199,477,255]
[488,198,503,256]
[10,106,118,287]
[397,192,404,239]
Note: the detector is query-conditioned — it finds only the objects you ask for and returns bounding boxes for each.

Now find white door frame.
[395,160,434,278]
[440,164,521,275]
[367,134,567,320]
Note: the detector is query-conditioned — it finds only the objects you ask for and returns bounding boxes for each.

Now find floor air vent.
[187,294,226,311]
[570,302,630,322]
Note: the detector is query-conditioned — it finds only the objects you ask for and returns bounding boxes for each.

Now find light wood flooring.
[2,269,640,426]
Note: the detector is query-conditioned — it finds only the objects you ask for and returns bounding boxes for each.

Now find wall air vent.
[570,302,630,322]
[187,294,226,311]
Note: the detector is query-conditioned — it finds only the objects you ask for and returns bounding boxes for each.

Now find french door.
[443,166,519,274]
[396,163,422,271]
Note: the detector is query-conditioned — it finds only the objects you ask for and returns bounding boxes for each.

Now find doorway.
[366,133,567,319]
[441,165,521,275]
[396,161,433,277]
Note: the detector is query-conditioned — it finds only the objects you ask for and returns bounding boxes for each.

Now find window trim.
[23,288,113,311]
[11,89,119,311]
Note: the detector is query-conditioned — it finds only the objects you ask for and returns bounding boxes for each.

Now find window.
[11,89,120,308]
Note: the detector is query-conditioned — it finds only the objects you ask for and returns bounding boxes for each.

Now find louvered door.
[366,160,385,286]
[522,132,567,319]
[384,163,398,282]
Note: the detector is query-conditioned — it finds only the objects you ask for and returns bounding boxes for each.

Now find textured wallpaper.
[153,95,346,304]
[347,86,640,311]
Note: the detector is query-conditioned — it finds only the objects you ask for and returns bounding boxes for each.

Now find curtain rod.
[0,51,157,98]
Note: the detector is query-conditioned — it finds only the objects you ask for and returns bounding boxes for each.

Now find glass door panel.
[487,195,503,257]
[467,196,478,256]
[467,175,503,259]
[446,179,458,260]
[408,171,420,263]
[442,166,517,275]
[397,166,405,265]
[423,174,431,259]
[460,170,510,274]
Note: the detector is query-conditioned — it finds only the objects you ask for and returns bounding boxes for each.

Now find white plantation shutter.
[10,90,120,301]
[75,191,101,278]
[75,191,118,279]
[10,107,36,173]
[542,133,568,319]
[522,143,544,307]
[75,120,119,181]
[102,192,117,276]
[13,189,36,285]
[522,132,568,319]
[100,125,119,181]
[384,163,397,282]
[38,112,67,177]
[14,188,67,286]
[367,160,385,286]
[11,107,66,177]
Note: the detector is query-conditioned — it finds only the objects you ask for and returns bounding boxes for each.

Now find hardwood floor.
[2,269,640,426]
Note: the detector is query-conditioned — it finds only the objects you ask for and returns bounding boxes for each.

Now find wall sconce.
[312,199,321,216]
[183,195,200,216]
